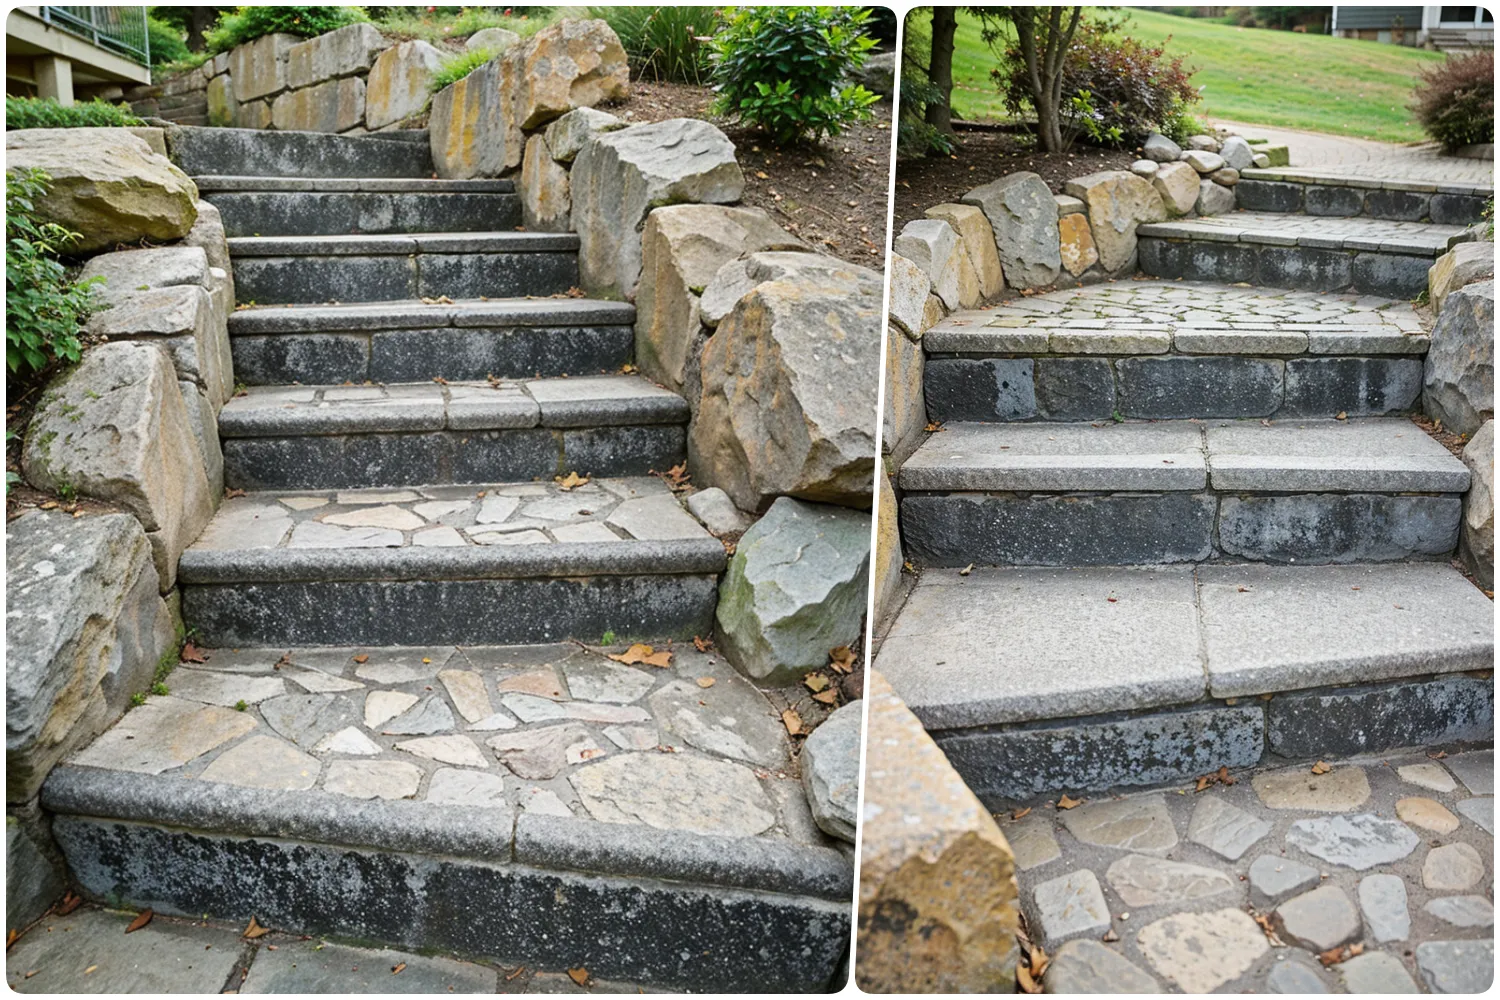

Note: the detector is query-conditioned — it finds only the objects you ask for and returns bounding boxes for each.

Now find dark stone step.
[1237,170,1492,226]
[204,189,521,237]
[166,124,433,179]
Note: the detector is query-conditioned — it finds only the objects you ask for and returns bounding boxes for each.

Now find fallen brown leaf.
[812,689,839,705]
[804,673,830,693]
[1217,765,1237,785]
[782,708,803,736]
[56,892,83,916]
[1311,760,1332,775]
[242,916,270,939]
[504,966,527,982]
[609,643,672,668]
[555,471,589,491]
[1016,963,1040,993]
[1252,912,1285,947]
[180,643,208,664]
[84,965,98,976]
[828,646,856,674]
[693,635,713,653]
[5,929,18,950]
[1011,806,1033,821]
[1057,794,1083,810]
[567,967,590,986]
[352,654,369,664]
[696,677,716,689]
[391,962,407,975]
[1101,928,1119,942]
[125,909,153,933]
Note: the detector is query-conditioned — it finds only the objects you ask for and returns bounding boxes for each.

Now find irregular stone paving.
[63,642,830,846]
[7,905,660,993]
[1214,120,1495,187]
[1137,212,1466,255]
[190,476,709,551]
[1004,749,1494,993]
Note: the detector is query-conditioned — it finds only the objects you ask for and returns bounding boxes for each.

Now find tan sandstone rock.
[509,18,629,130]
[925,203,1005,301]
[1152,161,1200,216]
[520,133,571,232]
[365,40,443,130]
[1065,171,1167,274]
[1058,212,1099,276]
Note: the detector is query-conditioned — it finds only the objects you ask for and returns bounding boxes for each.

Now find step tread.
[876,562,1494,730]
[229,297,635,334]
[228,232,579,256]
[899,418,1470,493]
[1240,166,1493,198]
[1138,212,1467,256]
[196,176,516,193]
[182,478,723,582]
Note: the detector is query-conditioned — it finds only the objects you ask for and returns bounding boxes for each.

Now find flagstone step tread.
[228,298,635,334]
[195,176,516,193]
[1137,213,1466,256]
[166,124,434,179]
[898,419,1470,494]
[228,232,578,256]
[203,188,520,238]
[180,478,725,582]
[218,375,687,437]
[875,562,1494,731]
[1239,167,1492,197]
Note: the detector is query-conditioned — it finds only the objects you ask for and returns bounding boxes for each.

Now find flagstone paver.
[1359,873,1412,943]
[1339,950,1422,994]
[1252,765,1371,811]
[1425,896,1495,929]
[1423,842,1486,890]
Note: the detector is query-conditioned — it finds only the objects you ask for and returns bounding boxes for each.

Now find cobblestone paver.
[1005,749,1495,993]
[1214,120,1495,187]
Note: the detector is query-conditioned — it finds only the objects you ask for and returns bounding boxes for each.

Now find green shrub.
[590,6,718,85]
[430,48,497,93]
[897,70,955,159]
[710,6,880,145]
[6,170,101,376]
[147,15,192,65]
[5,96,144,130]
[1159,101,1206,145]
[1412,51,1494,152]
[205,6,367,54]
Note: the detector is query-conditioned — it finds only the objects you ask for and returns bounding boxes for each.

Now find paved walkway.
[1004,748,1494,993]
[1213,119,1494,186]
[6,906,654,993]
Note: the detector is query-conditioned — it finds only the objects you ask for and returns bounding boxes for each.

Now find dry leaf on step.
[1057,794,1083,810]
[242,916,271,939]
[609,643,672,668]
[1311,760,1331,775]
[782,709,803,736]
[555,471,589,491]
[125,910,153,934]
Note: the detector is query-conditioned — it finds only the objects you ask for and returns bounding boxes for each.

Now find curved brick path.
[1213,118,1494,186]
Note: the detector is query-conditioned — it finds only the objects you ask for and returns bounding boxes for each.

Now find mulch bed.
[894,124,1136,231]
[601,80,893,269]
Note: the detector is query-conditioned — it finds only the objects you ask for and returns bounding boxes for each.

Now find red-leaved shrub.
[1412,51,1494,151]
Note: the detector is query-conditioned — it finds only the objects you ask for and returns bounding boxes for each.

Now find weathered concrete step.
[219,376,687,490]
[39,634,847,991]
[196,177,515,193]
[1238,167,1492,225]
[229,233,579,304]
[898,420,1469,565]
[166,124,433,178]
[875,562,1494,802]
[202,186,520,237]
[229,299,635,384]
[1138,213,1472,299]
[180,479,723,645]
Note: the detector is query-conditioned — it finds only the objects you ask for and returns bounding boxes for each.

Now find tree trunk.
[186,8,217,52]
[925,6,957,134]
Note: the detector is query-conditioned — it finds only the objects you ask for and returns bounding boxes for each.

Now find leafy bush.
[430,47,497,92]
[590,6,718,85]
[710,6,880,145]
[998,14,1199,148]
[5,97,144,130]
[1159,101,1206,145]
[204,6,367,54]
[6,170,100,376]
[897,70,955,159]
[1412,51,1494,152]
[147,15,192,65]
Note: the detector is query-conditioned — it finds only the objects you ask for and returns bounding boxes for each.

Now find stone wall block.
[285,23,388,90]
[961,172,1061,289]
[230,33,298,103]
[365,39,443,130]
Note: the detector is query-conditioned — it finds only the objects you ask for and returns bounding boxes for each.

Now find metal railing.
[36,6,150,65]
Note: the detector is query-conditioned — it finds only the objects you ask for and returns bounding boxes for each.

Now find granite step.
[1137,213,1473,299]
[874,561,1494,803]
[898,418,1470,566]
[180,479,725,646]
[228,232,580,305]
[38,640,848,991]
[219,375,688,491]
[166,124,433,178]
[1236,167,1492,226]
[228,299,636,384]
[197,176,521,237]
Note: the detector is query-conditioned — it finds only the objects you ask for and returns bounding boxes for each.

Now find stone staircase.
[43,128,849,992]
[877,278,1495,806]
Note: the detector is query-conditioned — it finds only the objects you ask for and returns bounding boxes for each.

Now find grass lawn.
[913,7,1447,143]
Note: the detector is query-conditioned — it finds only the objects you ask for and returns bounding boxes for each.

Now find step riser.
[166,125,433,178]
[206,192,522,237]
[924,355,1423,422]
[1140,238,1433,299]
[53,817,844,992]
[901,492,1461,567]
[232,253,579,305]
[182,573,718,646]
[1237,179,1489,225]
[222,425,685,491]
[927,672,1493,805]
[231,326,634,384]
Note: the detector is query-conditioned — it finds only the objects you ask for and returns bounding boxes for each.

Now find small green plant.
[1068,89,1124,148]
[130,692,148,707]
[590,6,718,85]
[151,681,170,696]
[205,6,367,54]
[710,6,881,145]
[601,629,618,646]
[234,699,248,712]
[1158,101,1205,146]
[1112,409,1125,423]
[6,170,102,376]
[429,47,497,93]
[5,96,144,130]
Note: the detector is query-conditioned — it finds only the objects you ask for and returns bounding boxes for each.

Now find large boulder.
[1153,161,1200,216]
[270,76,365,133]
[5,129,198,253]
[1064,171,1167,274]
[1425,280,1495,437]
[691,252,880,510]
[286,23,388,89]
[715,497,871,686]
[22,343,215,591]
[467,27,521,53]
[802,700,861,843]
[509,18,629,130]
[961,172,1061,289]
[544,106,625,163]
[1219,135,1255,171]
[894,219,966,310]
[1461,420,1494,588]
[429,54,520,179]
[856,672,1022,992]
[7,509,174,804]
[572,118,745,300]
[206,74,236,127]
[365,40,444,129]
[887,252,929,338]
[520,133,571,232]
[1430,241,1496,314]
[856,51,896,98]
[926,203,1005,302]
[635,204,801,393]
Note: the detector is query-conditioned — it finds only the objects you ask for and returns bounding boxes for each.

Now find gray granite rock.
[1457,797,1494,834]
[1359,873,1411,943]
[1417,939,1495,992]
[1285,813,1421,870]
[1031,869,1110,949]
[562,656,655,705]
[1060,794,1178,855]
[1248,855,1321,909]
[1187,795,1271,860]
[199,734,318,790]
[649,676,786,767]
[1043,939,1159,993]
[1338,951,1419,994]
[1423,842,1485,890]
[1426,894,1494,927]
[1423,280,1494,437]
[381,696,456,736]
[961,172,1062,288]
[800,700,860,843]
[1275,885,1361,951]
[487,724,595,780]
[568,752,776,837]
[1266,956,1331,993]
[1143,133,1182,163]
[1219,136,1254,171]
[684,487,753,536]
